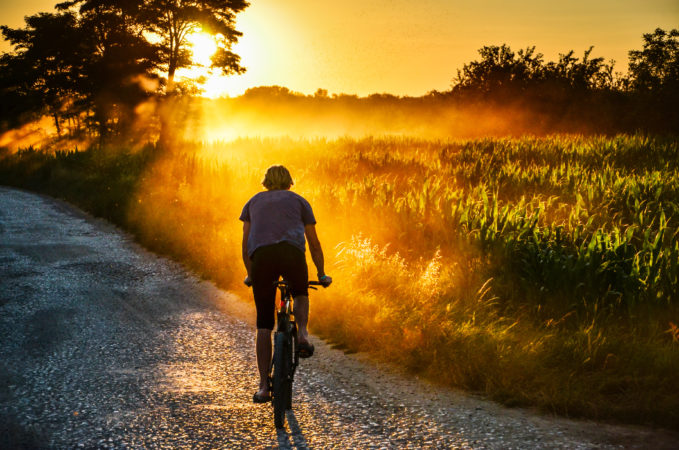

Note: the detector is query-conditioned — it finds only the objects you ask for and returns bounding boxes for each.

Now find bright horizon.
[1,0,677,97]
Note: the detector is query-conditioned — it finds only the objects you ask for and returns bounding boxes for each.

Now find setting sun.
[188,32,218,67]
[177,31,233,98]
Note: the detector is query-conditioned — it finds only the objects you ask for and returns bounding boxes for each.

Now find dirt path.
[1,186,677,449]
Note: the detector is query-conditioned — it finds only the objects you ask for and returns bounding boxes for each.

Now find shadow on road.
[275,410,309,449]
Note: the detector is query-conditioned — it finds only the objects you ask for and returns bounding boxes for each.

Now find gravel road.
[1,186,678,449]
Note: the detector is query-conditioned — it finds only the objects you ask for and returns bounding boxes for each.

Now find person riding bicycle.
[240,165,332,403]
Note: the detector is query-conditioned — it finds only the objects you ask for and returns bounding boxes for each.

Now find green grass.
[1,135,678,429]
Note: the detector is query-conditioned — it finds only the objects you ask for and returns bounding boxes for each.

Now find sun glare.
[188,32,218,67]
[177,27,260,98]
[177,31,227,98]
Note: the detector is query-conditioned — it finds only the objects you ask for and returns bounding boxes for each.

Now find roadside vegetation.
[1,134,678,429]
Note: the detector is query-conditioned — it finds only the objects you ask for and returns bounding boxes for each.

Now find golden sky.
[1,0,677,97]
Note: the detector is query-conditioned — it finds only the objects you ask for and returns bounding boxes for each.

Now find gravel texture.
[1,186,678,449]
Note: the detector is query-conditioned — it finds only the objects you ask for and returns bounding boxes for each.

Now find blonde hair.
[262,165,294,190]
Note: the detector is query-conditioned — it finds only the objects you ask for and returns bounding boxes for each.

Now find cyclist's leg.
[255,329,272,395]
[293,295,309,343]
[251,246,279,397]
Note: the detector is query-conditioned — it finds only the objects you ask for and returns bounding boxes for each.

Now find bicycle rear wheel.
[286,325,297,410]
[272,332,291,428]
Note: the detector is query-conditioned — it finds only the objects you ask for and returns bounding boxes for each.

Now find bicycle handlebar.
[270,280,331,289]
[274,280,324,287]
[246,277,331,289]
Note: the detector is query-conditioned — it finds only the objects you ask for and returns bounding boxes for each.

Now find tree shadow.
[275,409,309,449]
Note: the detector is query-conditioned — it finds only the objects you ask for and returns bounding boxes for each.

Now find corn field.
[200,134,679,313]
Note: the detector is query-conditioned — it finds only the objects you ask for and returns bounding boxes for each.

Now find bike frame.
[273,281,299,383]
[270,280,321,428]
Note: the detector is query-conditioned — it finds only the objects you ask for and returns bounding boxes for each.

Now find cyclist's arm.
[304,224,325,277]
[242,221,252,276]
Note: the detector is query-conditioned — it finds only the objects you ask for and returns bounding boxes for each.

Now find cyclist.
[240,165,332,403]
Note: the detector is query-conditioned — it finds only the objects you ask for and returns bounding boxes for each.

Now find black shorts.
[250,242,309,330]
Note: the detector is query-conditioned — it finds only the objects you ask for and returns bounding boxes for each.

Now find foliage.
[0,0,249,143]
[141,0,248,89]
[67,0,160,141]
[1,5,160,142]
[452,44,615,97]
[0,12,88,134]
[452,44,546,95]
[450,30,679,132]
[628,28,679,93]
[58,0,248,90]
[626,28,679,132]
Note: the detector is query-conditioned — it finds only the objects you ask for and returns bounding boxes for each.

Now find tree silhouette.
[452,45,544,97]
[55,0,161,141]
[140,0,248,92]
[449,43,621,132]
[1,3,162,142]
[1,0,250,143]
[628,28,679,93]
[452,44,615,99]
[1,12,86,135]
[137,0,250,145]
[627,28,679,131]
[544,48,613,91]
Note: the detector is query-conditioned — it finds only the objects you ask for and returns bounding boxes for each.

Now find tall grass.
[1,135,677,428]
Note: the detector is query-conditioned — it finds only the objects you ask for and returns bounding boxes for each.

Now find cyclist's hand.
[244,276,253,287]
[319,275,332,287]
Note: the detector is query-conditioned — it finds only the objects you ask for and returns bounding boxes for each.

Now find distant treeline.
[446,32,679,134]
[1,4,678,144]
[221,29,678,137]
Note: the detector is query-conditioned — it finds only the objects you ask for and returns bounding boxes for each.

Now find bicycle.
[271,279,323,429]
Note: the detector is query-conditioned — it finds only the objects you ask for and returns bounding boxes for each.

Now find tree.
[628,28,679,93]
[242,85,297,99]
[55,0,162,141]
[52,0,250,145]
[452,45,544,97]
[141,0,249,92]
[449,44,622,133]
[1,3,163,142]
[543,47,614,91]
[627,28,679,131]
[1,12,87,135]
[137,0,250,146]
[452,44,615,98]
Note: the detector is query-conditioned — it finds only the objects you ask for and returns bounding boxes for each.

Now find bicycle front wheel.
[272,332,291,428]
